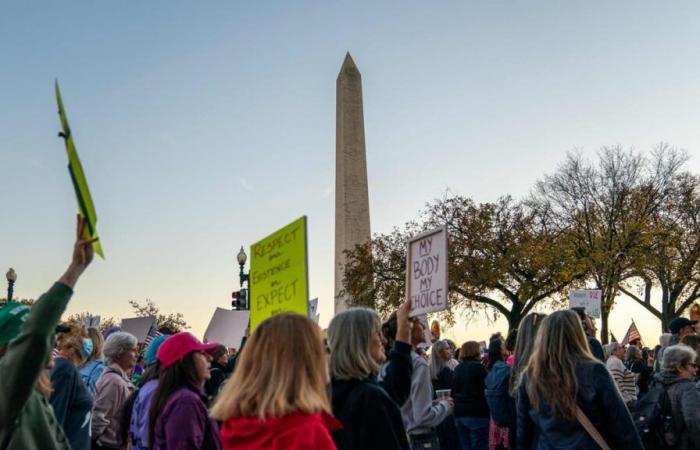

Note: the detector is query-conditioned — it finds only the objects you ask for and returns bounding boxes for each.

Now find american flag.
[143,323,163,347]
[621,320,643,347]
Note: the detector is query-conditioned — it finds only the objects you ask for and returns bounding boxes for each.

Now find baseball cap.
[144,334,170,367]
[156,332,218,369]
[0,303,30,345]
[668,317,698,335]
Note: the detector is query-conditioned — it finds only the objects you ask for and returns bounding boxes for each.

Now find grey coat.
[655,371,700,450]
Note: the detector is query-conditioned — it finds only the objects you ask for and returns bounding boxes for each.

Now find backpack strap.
[575,406,611,450]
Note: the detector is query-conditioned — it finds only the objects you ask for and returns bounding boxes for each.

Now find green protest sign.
[249,216,309,329]
[55,80,104,258]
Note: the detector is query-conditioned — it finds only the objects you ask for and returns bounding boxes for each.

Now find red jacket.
[220,411,340,450]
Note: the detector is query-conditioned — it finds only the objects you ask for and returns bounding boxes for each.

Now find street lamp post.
[233,247,250,310]
[6,268,17,304]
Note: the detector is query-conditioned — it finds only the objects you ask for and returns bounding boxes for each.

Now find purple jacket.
[152,385,221,450]
[129,379,158,450]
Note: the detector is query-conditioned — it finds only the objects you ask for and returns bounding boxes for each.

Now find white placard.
[203,308,250,350]
[308,298,318,319]
[120,316,157,343]
[406,226,449,317]
[568,289,602,319]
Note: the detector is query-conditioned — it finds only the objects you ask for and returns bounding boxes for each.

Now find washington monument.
[334,53,371,314]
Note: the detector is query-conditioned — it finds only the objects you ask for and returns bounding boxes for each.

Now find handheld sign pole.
[406,226,449,317]
[55,80,104,258]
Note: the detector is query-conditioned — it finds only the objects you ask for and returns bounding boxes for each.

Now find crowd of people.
[4,216,700,450]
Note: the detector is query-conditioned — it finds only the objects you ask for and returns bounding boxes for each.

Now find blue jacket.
[517,359,643,450]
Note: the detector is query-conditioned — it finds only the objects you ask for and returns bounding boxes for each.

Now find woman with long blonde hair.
[516,310,642,449]
[211,313,338,450]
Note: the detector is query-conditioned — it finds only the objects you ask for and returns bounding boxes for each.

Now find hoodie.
[654,371,700,450]
[219,411,340,450]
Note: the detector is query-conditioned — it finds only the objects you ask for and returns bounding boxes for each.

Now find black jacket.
[432,366,453,393]
[452,358,489,418]
[204,361,229,399]
[517,359,642,450]
[587,336,605,362]
[331,341,412,450]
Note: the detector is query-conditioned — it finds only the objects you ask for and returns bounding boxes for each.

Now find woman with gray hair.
[92,331,138,450]
[328,301,413,450]
[641,344,700,449]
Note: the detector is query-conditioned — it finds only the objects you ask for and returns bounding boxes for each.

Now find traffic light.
[231,290,241,310]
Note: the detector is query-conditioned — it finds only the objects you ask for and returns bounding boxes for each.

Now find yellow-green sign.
[249,216,308,329]
[55,80,104,258]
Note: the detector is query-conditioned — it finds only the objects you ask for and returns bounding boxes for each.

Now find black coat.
[331,341,412,450]
[517,360,643,450]
[452,358,489,418]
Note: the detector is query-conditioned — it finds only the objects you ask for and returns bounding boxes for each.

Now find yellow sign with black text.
[249,216,309,329]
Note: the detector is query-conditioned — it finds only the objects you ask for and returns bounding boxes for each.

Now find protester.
[212,313,339,449]
[509,313,545,396]
[517,310,642,449]
[572,308,605,362]
[430,339,458,450]
[681,334,700,380]
[430,340,454,392]
[92,331,138,449]
[401,316,453,449]
[485,336,513,450]
[453,341,490,450]
[81,327,107,395]
[129,334,169,450]
[625,344,652,397]
[205,344,230,400]
[444,339,460,370]
[149,332,221,450]
[606,342,637,407]
[328,301,413,450]
[656,317,698,372]
[646,344,700,449]
[0,215,94,449]
[50,324,93,450]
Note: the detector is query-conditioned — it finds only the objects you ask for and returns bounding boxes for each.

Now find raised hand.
[59,214,96,288]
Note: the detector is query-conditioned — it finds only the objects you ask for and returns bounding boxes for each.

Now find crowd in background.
[4,217,700,450]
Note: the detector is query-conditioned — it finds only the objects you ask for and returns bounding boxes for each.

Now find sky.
[3,1,700,346]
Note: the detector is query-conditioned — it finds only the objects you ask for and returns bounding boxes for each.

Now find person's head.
[661,344,698,379]
[381,312,398,353]
[57,324,90,365]
[510,313,546,394]
[103,331,139,371]
[156,332,217,386]
[607,342,625,360]
[328,308,385,380]
[525,310,595,421]
[143,334,170,368]
[625,345,641,362]
[211,345,229,366]
[210,313,330,421]
[690,303,700,322]
[458,341,480,361]
[84,327,104,364]
[410,318,426,348]
[668,317,698,339]
[0,302,30,359]
[487,336,505,369]
[681,334,700,365]
[429,340,451,381]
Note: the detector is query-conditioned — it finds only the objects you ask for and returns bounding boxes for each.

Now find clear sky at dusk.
[3,1,700,345]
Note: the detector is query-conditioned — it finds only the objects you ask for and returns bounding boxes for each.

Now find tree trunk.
[660,288,672,334]
[601,307,610,345]
[507,302,524,334]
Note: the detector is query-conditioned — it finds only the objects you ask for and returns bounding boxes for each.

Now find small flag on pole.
[621,320,643,347]
[143,323,163,347]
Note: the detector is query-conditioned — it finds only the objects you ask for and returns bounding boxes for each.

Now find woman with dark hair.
[453,341,489,450]
[129,335,169,450]
[517,310,642,449]
[485,336,512,450]
[205,344,230,400]
[149,332,221,450]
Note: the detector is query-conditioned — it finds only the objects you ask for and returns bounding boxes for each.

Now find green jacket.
[0,282,74,450]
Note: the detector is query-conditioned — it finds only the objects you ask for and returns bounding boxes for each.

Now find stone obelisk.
[334,52,371,314]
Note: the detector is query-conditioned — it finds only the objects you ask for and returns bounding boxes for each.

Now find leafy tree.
[343,195,583,330]
[618,169,700,331]
[128,299,189,333]
[530,146,687,343]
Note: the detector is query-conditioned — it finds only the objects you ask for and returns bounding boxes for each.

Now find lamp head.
[6,268,16,283]
[237,247,247,266]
